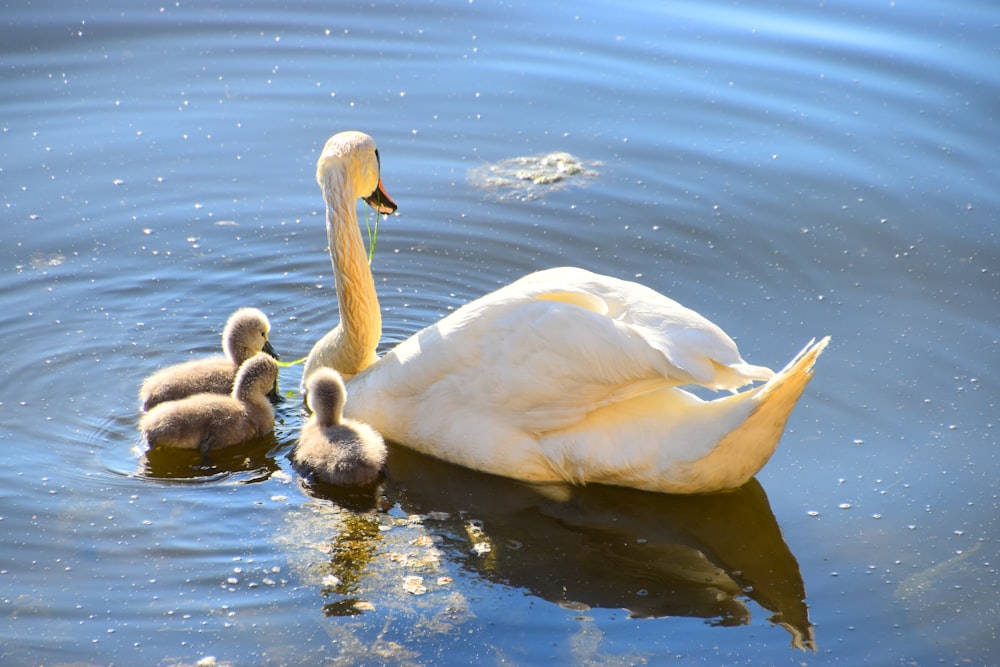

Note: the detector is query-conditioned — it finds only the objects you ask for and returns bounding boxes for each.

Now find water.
[2,0,998,664]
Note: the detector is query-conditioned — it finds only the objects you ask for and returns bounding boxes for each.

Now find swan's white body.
[304,131,829,494]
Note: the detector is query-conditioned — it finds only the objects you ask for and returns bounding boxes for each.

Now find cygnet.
[293,368,386,486]
[139,307,277,411]
[140,352,279,452]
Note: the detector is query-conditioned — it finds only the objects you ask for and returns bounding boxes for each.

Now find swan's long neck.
[323,170,382,376]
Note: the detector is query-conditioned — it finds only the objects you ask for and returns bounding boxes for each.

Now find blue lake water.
[2,0,998,664]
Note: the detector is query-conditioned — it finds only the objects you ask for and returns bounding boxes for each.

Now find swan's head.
[316,131,397,214]
[222,307,276,364]
[305,367,348,426]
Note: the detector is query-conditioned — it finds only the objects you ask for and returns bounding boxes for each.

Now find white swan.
[293,368,387,486]
[303,131,829,494]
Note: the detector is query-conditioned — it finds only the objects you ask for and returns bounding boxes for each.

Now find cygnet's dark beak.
[261,340,281,402]
[364,178,397,214]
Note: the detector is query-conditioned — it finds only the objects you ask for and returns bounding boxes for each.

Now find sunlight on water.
[1,0,997,664]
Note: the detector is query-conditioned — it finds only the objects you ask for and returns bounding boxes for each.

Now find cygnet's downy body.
[139,307,277,412]
[140,352,279,452]
[293,368,386,486]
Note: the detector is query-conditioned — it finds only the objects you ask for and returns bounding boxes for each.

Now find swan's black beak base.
[364,178,397,214]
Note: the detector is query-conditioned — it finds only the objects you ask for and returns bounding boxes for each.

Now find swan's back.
[347,267,774,425]
[486,268,774,389]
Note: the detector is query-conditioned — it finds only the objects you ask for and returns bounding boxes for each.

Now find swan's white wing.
[497,267,773,387]
[354,267,773,436]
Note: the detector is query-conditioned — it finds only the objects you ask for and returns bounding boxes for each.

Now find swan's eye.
[374,149,381,170]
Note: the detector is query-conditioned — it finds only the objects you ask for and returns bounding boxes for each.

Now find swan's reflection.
[304,443,815,650]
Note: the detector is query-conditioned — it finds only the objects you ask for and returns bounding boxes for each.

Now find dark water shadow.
[128,395,302,483]
[380,442,816,650]
[293,471,386,513]
[135,432,284,484]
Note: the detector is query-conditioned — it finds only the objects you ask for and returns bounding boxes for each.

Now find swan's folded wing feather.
[505,273,772,385]
[625,310,775,390]
[507,268,773,389]
[450,291,753,431]
[474,298,670,430]
[351,269,774,437]
[532,289,609,315]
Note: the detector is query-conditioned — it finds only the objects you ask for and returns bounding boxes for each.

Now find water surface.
[2,0,998,664]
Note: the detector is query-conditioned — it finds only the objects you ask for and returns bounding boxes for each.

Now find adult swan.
[303,131,829,494]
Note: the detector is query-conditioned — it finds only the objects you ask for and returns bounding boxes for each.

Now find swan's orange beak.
[364,178,397,214]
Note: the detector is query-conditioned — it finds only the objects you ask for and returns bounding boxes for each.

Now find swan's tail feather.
[693,337,830,490]
[741,336,830,451]
[756,336,829,406]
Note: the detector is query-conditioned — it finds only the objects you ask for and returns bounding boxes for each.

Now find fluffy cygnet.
[293,368,387,486]
[138,307,277,412]
[139,352,279,452]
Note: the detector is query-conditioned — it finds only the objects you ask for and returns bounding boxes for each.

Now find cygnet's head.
[305,367,348,427]
[315,131,397,214]
[233,352,280,400]
[222,307,275,364]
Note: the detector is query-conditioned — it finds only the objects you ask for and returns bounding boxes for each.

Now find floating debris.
[410,535,436,547]
[469,151,602,201]
[465,519,485,538]
[557,600,591,612]
[403,575,427,595]
[388,549,441,569]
